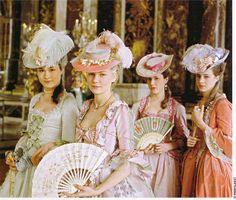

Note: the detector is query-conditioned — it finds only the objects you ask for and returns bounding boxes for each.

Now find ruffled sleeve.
[109,102,153,178]
[15,93,42,150]
[61,93,79,142]
[116,103,133,150]
[173,102,190,139]
[207,98,232,159]
[131,101,141,121]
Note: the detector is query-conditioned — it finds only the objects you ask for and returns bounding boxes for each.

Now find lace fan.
[32,143,108,197]
[134,117,174,149]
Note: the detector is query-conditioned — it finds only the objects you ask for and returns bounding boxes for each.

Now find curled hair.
[111,65,120,87]
[204,63,226,107]
[161,69,171,109]
[51,77,64,103]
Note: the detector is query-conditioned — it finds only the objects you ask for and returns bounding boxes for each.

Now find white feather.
[22,24,74,68]
[116,47,133,68]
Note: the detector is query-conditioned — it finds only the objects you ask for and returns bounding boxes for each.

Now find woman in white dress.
[0,24,78,197]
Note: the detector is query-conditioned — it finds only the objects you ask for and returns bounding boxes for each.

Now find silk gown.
[181,94,232,197]
[0,92,78,197]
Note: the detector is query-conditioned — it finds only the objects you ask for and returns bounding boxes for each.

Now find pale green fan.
[134,117,174,149]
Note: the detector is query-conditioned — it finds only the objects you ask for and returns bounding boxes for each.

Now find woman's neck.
[43,88,54,101]
[149,91,165,103]
[94,91,113,108]
[200,90,211,104]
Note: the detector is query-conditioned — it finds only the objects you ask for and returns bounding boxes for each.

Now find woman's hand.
[187,136,200,147]
[31,142,55,166]
[62,184,100,197]
[154,143,171,154]
[192,105,206,131]
[5,151,16,170]
[192,105,209,132]
[143,143,156,154]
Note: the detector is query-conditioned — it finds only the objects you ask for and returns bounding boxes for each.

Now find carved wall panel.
[38,0,55,28]
[123,0,154,83]
[156,0,189,95]
[114,0,122,37]
[64,0,83,90]
[200,0,226,47]
[200,0,230,99]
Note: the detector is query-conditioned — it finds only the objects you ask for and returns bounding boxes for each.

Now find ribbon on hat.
[144,55,166,72]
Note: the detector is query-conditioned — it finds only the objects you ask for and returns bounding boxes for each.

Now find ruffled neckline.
[78,99,128,146]
[79,99,126,123]
[30,91,67,117]
[139,96,172,119]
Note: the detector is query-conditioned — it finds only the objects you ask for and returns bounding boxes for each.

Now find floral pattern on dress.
[75,99,154,197]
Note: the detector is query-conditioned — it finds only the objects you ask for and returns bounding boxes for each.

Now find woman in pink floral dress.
[65,31,154,197]
[132,53,189,197]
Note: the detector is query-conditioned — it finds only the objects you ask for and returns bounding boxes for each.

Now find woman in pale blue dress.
[0,24,78,197]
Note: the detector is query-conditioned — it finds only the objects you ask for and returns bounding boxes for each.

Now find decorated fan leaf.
[32,143,108,197]
[134,117,174,149]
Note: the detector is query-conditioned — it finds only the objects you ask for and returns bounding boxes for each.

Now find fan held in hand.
[32,143,108,197]
[134,117,174,149]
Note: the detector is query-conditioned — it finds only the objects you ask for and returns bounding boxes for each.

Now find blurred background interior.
[0,0,232,184]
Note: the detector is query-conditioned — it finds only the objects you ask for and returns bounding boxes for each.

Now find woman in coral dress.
[181,44,232,197]
[65,31,154,197]
[0,25,78,197]
[132,52,189,197]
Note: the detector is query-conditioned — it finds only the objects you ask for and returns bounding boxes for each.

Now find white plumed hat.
[22,24,74,69]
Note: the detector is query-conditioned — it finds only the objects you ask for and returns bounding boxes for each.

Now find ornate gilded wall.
[26,0,56,97]
[38,0,55,28]
[156,0,189,95]
[123,0,155,83]
[200,0,226,46]
[122,0,189,97]
[65,0,83,90]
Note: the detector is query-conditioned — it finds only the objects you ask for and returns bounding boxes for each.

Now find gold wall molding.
[201,0,226,47]
[39,0,55,28]
[123,0,154,83]
[201,0,227,92]
[155,0,189,95]
[55,0,67,31]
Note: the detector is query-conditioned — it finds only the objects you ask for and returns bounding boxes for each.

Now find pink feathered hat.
[71,31,133,72]
[136,52,173,78]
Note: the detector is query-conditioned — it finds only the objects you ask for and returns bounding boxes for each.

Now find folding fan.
[32,143,108,197]
[134,117,174,149]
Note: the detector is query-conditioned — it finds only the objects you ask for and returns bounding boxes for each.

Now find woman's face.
[147,73,168,95]
[73,76,81,88]
[37,65,62,90]
[86,68,116,95]
[196,68,219,94]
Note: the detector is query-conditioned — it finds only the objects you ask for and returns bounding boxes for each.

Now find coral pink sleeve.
[210,99,232,158]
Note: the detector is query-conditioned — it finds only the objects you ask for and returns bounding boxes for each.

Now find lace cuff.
[204,126,231,164]
[109,150,153,179]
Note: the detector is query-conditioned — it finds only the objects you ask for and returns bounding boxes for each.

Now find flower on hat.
[182,44,229,74]
[194,55,214,71]
[71,30,133,72]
